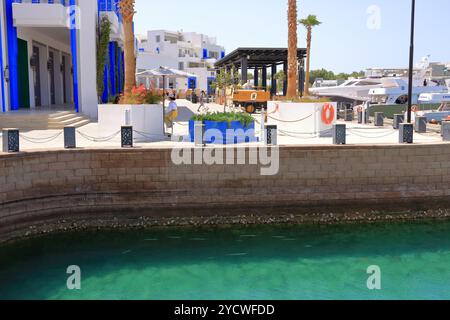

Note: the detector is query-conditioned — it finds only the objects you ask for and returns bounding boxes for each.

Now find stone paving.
[1,99,448,152]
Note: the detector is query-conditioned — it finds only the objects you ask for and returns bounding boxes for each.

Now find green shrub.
[191,112,254,126]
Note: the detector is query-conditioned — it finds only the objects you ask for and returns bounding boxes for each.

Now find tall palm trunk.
[304,27,312,96]
[119,0,136,99]
[287,0,298,99]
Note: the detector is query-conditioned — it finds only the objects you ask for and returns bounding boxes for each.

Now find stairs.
[0,111,91,131]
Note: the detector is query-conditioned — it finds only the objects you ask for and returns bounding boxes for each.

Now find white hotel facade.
[0,0,125,119]
[137,30,225,94]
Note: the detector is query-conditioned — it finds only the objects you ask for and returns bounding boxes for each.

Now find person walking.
[197,90,206,112]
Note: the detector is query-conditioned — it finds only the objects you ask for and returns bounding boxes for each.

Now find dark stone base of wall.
[1,193,450,244]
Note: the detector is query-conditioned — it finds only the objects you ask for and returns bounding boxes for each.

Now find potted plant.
[189,112,257,144]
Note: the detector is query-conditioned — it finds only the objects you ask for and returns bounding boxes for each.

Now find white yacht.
[309,78,384,102]
[418,80,450,104]
[311,56,450,104]
[369,78,448,105]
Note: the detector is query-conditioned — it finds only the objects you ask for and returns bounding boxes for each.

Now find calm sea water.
[0,221,449,300]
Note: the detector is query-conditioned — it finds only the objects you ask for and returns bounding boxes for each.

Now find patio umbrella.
[136,67,197,135]
[136,66,197,107]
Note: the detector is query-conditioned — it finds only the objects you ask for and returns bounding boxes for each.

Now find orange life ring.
[322,103,335,125]
[412,105,419,113]
[357,105,363,113]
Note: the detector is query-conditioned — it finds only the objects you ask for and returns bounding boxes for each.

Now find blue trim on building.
[207,76,216,96]
[117,46,121,94]
[202,48,208,59]
[5,0,19,111]
[0,17,6,112]
[69,0,79,112]
[109,41,116,96]
[188,77,197,90]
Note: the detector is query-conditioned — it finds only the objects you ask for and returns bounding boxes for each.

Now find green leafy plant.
[191,112,254,127]
[274,71,286,93]
[96,17,111,101]
[211,66,241,111]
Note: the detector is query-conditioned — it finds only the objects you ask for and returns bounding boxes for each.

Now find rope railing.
[347,128,397,139]
[19,132,63,144]
[76,130,121,142]
[133,130,166,140]
[268,113,313,123]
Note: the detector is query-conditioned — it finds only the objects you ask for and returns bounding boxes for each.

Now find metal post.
[271,64,277,96]
[241,56,248,85]
[194,121,205,146]
[261,67,267,90]
[254,68,259,87]
[162,75,166,135]
[407,0,416,123]
[2,129,19,153]
[283,62,288,97]
[298,63,305,97]
[358,111,363,124]
[64,127,76,149]
[393,114,405,129]
[260,110,266,143]
[265,125,277,146]
[415,116,427,133]
[442,121,450,141]
[345,109,354,122]
[121,126,133,148]
[399,123,414,144]
[374,112,384,127]
[332,124,346,145]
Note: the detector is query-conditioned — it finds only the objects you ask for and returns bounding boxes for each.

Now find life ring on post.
[412,105,419,113]
[322,103,335,125]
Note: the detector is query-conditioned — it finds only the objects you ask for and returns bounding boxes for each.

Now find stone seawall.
[1,144,450,242]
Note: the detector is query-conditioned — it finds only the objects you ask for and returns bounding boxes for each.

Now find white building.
[0,0,125,119]
[137,30,225,94]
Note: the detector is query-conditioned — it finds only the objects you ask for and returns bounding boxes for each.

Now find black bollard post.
[2,129,19,153]
[121,126,133,148]
[64,127,76,149]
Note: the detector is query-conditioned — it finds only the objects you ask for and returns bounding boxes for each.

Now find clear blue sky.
[134,0,450,73]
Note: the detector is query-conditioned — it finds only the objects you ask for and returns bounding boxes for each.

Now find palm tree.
[286,0,298,99]
[299,15,322,96]
[118,0,136,100]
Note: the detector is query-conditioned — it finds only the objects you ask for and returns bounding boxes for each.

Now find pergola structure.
[214,47,307,96]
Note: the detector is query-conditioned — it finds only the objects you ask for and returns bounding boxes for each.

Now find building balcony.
[12,0,69,28]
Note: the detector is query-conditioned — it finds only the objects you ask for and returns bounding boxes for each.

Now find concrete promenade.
[0,100,448,151]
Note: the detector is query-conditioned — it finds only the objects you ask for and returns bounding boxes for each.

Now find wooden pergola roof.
[215,47,307,69]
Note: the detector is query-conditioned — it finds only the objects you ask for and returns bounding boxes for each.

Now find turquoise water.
[0,221,450,300]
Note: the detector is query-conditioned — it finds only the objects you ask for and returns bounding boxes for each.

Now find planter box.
[98,104,164,140]
[267,101,337,137]
[189,120,257,144]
